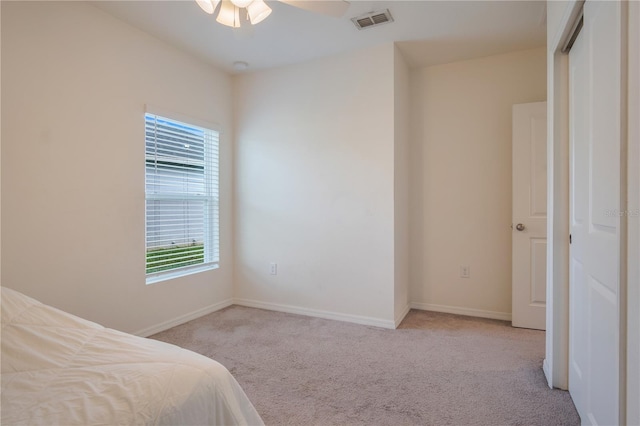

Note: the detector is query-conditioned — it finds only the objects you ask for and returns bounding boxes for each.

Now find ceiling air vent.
[351,9,394,30]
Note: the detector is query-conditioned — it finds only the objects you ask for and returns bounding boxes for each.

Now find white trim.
[394,304,410,328]
[543,358,551,388]
[546,0,583,391]
[133,298,233,337]
[146,263,219,285]
[409,302,512,322]
[552,0,585,53]
[626,1,640,423]
[131,299,513,340]
[144,104,221,133]
[619,3,630,423]
[232,298,396,329]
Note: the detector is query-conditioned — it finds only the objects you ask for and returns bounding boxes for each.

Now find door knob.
[515,223,525,231]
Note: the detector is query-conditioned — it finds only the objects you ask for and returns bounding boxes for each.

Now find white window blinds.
[145,113,219,280]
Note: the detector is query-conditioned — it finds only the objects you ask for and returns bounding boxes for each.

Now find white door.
[569,2,622,424]
[512,102,548,330]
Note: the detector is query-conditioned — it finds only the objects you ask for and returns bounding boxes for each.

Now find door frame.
[626,2,640,424]
[545,1,638,424]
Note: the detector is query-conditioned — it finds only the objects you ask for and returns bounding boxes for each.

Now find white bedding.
[0,287,264,425]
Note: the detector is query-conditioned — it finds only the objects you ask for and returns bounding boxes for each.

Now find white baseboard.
[133,300,509,337]
[410,302,512,322]
[394,304,411,328]
[233,298,396,329]
[134,298,233,337]
[543,358,552,388]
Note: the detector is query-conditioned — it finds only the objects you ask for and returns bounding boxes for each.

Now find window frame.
[144,106,220,284]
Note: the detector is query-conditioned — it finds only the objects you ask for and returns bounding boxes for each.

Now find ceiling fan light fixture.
[196,0,218,14]
[247,0,271,25]
[216,0,240,27]
[230,0,254,8]
[198,0,348,28]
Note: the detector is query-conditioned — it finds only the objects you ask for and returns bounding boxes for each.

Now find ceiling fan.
[196,0,350,28]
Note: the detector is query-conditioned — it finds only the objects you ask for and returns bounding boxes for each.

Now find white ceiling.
[93,0,547,74]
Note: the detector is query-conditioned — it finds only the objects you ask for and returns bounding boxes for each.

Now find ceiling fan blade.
[278,0,350,18]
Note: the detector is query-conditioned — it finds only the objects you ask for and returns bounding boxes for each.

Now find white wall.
[1,1,234,335]
[233,44,398,326]
[409,48,547,319]
[393,46,410,325]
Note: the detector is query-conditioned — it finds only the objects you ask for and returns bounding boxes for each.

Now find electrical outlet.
[460,266,470,278]
[269,263,277,275]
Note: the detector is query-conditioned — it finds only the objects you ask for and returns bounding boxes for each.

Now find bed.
[0,287,264,425]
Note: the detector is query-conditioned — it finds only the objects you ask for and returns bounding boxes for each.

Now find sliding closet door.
[568,1,624,424]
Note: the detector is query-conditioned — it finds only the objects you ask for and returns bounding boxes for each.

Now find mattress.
[0,287,264,425]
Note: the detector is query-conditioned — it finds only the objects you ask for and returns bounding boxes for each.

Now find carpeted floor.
[151,307,580,426]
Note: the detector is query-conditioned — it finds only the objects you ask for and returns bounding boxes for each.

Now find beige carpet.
[151,307,580,426]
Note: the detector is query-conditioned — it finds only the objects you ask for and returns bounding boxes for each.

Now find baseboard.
[394,304,411,328]
[410,302,512,322]
[233,298,396,329]
[543,358,552,388]
[134,298,233,337]
[133,300,508,337]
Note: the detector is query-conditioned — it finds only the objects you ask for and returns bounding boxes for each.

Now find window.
[145,112,219,283]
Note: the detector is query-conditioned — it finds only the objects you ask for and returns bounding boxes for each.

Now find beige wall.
[409,47,547,318]
[233,44,398,326]
[0,1,549,333]
[393,46,410,324]
[1,1,234,335]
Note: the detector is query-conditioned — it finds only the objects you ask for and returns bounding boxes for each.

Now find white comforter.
[0,287,264,425]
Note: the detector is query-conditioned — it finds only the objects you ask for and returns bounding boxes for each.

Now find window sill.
[145,262,219,285]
